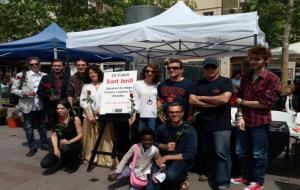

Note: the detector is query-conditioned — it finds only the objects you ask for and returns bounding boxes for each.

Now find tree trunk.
[281,0,294,91]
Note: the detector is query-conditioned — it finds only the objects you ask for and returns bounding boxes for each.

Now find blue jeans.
[199,129,231,187]
[22,110,48,150]
[146,160,192,190]
[235,125,269,185]
[138,117,156,131]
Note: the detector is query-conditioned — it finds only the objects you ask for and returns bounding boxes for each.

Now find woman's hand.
[236,118,245,131]
[60,139,71,145]
[158,112,167,123]
[87,114,96,123]
[128,112,136,127]
[53,147,61,158]
[156,156,167,166]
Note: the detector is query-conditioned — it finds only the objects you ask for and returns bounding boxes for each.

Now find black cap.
[203,57,219,67]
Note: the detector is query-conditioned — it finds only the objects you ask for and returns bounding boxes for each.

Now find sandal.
[180,179,189,190]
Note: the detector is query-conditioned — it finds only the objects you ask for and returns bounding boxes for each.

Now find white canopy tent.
[67,1,266,59]
[271,42,300,56]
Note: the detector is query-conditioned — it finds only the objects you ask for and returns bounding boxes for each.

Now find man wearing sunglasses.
[11,57,49,157]
[157,58,194,123]
[189,57,233,190]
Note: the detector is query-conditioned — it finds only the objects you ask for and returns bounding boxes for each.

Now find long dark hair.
[140,64,162,84]
[85,64,104,83]
[53,99,76,128]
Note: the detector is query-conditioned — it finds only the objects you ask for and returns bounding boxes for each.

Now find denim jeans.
[235,125,269,185]
[138,117,157,131]
[22,110,48,150]
[146,160,192,190]
[198,129,232,187]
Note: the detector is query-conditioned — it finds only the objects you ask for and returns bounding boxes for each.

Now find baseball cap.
[203,57,219,67]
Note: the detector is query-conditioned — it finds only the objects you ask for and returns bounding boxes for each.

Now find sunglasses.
[145,70,155,74]
[29,63,39,66]
[167,66,181,71]
[204,65,217,70]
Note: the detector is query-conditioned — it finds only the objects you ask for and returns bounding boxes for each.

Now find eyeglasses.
[29,63,39,66]
[204,65,217,70]
[167,66,181,71]
[169,111,183,114]
[145,70,155,74]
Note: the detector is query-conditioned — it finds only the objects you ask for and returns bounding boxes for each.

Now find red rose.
[167,97,174,103]
[59,117,64,123]
[43,83,51,89]
[159,98,164,104]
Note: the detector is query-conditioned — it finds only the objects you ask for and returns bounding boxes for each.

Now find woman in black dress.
[40,100,83,174]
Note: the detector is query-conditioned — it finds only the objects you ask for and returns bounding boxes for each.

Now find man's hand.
[236,118,245,131]
[236,98,242,106]
[107,173,120,182]
[50,95,60,101]
[166,142,176,152]
[158,112,167,123]
[25,91,36,97]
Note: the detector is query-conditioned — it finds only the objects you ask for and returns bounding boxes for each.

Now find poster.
[100,71,137,114]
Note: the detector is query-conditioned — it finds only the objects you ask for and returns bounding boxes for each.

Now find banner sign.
[100,71,137,115]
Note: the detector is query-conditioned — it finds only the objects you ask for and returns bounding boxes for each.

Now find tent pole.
[54,48,58,59]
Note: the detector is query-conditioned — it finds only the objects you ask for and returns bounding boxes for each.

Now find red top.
[238,69,281,127]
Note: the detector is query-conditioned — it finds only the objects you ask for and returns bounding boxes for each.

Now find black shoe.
[41,144,50,151]
[26,149,37,157]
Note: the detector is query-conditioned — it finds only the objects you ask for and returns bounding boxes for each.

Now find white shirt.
[115,143,160,180]
[80,83,103,118]
[28,70,44,111]
[133,80,158,118]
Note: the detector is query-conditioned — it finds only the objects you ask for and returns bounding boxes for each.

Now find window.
[203,11,214,16]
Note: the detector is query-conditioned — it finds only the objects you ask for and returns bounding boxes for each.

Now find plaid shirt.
[238,69,281,127]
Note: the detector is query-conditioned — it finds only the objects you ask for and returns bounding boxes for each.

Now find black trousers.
[40,143,82,169]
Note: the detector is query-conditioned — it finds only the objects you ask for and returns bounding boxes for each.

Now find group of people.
[11,45,281,190]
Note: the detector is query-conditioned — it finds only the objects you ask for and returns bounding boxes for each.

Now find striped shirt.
[238,69,281,127]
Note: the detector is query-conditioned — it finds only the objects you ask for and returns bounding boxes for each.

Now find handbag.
[9,71,26,105]
[130,144,148,188]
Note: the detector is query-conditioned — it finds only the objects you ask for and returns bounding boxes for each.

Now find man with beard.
[37,59,70,128]
[66,58,88,118]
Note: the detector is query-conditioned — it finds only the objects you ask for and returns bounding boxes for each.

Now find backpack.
[9,71,26,105]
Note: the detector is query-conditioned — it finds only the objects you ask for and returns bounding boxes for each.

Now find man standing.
[11,57,49,157]
[232,46,280,190]
[146,103,197,190]
[66,58,88,117]
[157,58,194,123]
[37,59,70,127]
[189,57,233,190]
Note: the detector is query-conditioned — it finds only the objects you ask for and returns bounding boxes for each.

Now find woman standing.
[40,100,82,174]
[129,64,162,132]
[80,64,116,167]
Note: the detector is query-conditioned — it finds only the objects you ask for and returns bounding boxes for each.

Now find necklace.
[144,80,153,105]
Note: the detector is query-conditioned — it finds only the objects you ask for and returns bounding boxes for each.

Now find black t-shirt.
[191,76,233,131]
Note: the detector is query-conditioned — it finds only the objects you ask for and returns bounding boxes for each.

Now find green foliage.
[242,0,300,48]
[0,0,196,43]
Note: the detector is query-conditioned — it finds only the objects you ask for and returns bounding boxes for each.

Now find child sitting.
[108,128,162,189]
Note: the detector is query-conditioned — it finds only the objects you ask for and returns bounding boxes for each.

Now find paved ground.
[0,126,299,190]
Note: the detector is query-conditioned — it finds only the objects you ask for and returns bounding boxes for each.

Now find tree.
[281,0,294,89]
[242,0,300,48]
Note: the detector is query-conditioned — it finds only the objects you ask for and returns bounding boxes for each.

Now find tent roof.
[0,23,132,62]
[271,42,300,56]
[67,1,266,59]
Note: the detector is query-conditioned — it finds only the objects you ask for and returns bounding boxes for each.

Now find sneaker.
[218,186,229,190]
[198,174,209,182]
[231,177,247,184]
[26,149,37,157]
[180,179,189,190]
[244,182,264,190]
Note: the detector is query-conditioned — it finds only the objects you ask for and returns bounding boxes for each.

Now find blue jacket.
[156,121,198,163]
